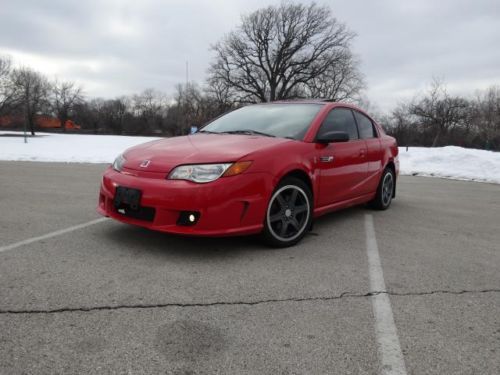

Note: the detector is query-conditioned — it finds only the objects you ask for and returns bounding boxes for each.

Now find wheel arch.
[278,169,314,200]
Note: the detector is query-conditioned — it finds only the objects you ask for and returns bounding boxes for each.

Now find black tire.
[262,177,313,247]
[370,167,395,210]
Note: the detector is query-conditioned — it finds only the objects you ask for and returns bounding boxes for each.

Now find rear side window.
[317,108,359,141]
[354,111,377,139]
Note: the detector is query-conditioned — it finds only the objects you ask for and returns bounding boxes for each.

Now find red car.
[98,101,399,247]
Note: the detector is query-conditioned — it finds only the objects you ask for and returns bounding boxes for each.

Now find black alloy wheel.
[371,167,395,210]
[262,177,312,247]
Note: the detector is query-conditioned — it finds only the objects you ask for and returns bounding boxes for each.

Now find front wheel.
[262,177,313,247]
[370,167,395,210]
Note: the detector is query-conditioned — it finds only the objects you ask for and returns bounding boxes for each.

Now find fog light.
[177,211,200,226]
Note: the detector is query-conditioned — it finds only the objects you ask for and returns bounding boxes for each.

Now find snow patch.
[0,131,160,164]
[398,146,500,184]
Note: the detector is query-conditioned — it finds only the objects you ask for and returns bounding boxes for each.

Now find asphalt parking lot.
[0,161,499,375]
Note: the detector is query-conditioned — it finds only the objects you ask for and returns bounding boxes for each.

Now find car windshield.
[201,103,324,140]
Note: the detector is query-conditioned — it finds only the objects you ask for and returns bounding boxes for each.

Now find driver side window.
[317,108,359,141]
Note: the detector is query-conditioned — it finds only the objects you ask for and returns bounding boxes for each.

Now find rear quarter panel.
[380,133,399,173]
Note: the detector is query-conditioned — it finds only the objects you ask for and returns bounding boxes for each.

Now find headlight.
[167,161,252,183]
[112,154,126,172]
[168,163,232,183]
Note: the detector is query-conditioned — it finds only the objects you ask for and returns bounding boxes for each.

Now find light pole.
[23,102,28,144]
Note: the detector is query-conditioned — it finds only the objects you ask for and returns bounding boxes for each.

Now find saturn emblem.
[139,159,151,168]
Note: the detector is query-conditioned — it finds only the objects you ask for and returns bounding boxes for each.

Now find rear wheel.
[262,177,312,247]
[370,167,395,210]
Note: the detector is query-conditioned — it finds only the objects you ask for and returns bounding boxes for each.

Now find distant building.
[0,115,81,130]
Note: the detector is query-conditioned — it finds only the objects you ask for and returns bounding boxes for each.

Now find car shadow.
[99,205,368,260]
[101,223,270,261]
[310,205,366,233]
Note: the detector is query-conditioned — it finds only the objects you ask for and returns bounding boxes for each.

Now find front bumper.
[97,167,272,236]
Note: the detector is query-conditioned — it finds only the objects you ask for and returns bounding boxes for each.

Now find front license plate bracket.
[114,186,142,210]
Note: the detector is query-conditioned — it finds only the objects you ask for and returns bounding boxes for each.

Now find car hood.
[122,133,292,173]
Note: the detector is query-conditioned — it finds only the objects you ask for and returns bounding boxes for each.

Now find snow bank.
[1,131,499,184]
[0,131,160,163]
[398,146,500,184]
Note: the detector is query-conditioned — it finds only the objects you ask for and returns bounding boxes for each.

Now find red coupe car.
[97,101,399,246]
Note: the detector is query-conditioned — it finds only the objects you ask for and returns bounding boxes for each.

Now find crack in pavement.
[1,289,498,315]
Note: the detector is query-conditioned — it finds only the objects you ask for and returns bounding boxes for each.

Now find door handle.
[359,149,367,157]
[320,156,334,163]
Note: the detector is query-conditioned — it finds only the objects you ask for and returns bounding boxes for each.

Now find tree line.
[0,57,222,136]
[384,79,500,151]
[1,1,499,150]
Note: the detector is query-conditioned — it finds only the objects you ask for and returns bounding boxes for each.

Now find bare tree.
[100,98,129,135]
[164,83,230,135]
[205,77,236,113]
[11,67,50,135]
[0,55,19,115]
[409,79,469,147]
[71,100,96,133]
[472,86,500,149]
[303,50,365,101]
[166,83,204,135]
[385,102,419,147]
[51,80,84,132]
[132,89,169,134]
[209,2,362,103]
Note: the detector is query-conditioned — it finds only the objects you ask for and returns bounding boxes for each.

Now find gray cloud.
[1,0,499,111]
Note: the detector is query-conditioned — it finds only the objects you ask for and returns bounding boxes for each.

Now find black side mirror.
[315,131,350,144]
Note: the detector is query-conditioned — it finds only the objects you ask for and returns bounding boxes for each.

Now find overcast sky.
[1,0,499,111]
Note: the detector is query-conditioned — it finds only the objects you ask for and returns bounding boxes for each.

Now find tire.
[370,167,395,210]
[262,177,313,247]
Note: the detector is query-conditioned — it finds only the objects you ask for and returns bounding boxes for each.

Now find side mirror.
[190,126,199,134]
[315,131,349,144]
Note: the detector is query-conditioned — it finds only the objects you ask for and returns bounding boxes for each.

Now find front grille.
[116,205,156,222]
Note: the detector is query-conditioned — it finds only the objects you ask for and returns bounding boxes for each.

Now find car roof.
[270,99,330,104]
[263,99,363,111]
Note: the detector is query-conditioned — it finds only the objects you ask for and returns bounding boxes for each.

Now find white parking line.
[365,214,407,375]
[0,218,108,253]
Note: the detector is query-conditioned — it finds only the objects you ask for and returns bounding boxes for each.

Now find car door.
[315,107,368,207]
[353,110,384,194]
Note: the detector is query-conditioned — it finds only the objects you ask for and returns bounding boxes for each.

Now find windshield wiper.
[220,129,275,137]
[197,130,220,134]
